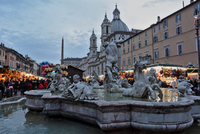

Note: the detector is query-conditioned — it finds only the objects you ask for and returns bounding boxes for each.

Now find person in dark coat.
[14,79,19,95]
[32,78,37,90]
[20,79,25,95]
[4,79,9,89]
[22,79,29,95]
[40,79,45,86]
[0,80,5,98]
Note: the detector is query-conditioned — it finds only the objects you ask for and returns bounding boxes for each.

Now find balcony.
[139,55,151,65]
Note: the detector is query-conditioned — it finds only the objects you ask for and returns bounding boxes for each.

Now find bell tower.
[100,13,111,46]
[89,29,97,57]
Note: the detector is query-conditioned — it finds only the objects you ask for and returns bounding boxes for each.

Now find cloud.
[0,0,187,65]
[142,0,180,7]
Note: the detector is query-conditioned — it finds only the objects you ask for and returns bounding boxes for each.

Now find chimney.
[157,16,160,22]
[190,0,194,4]
[183,1,184,7]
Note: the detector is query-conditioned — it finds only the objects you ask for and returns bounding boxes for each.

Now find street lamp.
[194,9,200,95]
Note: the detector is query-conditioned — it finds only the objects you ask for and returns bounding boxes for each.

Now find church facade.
[78,5,141,77]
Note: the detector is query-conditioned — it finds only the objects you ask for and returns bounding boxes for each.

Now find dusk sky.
[0,0,190,64]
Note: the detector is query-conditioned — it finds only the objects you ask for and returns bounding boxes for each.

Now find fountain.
[22,42,200,133]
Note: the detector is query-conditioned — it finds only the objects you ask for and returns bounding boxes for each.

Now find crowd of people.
[0,78,52,98]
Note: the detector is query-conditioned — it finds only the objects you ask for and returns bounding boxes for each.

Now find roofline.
[68,65,84,72]
[120,1,199,44]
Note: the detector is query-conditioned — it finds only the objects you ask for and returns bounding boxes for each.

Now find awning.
[146,63,184,68]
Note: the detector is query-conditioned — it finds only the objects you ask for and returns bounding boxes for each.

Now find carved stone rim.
[41,92,194,108]
[24,90,50,96]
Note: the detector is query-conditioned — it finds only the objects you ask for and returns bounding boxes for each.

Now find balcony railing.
[139,55,151,65]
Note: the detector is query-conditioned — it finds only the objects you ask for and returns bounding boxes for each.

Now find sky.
[0,0,191,64]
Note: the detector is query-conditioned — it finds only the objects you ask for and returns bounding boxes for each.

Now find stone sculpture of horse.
[123,62,163,100]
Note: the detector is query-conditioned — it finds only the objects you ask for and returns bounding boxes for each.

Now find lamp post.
[194,9,200,95]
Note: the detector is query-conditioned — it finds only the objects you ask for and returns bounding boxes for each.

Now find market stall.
[119,64,196,87]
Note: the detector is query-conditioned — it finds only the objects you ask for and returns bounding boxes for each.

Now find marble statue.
[123,62,163,100]
[103,41,126,93]
[177,75,194,96]
[49,65,70,94]
[62,74,99,101]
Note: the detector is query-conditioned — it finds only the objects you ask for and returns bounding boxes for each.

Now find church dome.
[111,5,129,33]
[111,19,129,32]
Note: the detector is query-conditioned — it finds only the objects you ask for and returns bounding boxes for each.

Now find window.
[164,31,168,39]
[153,35,158,43]
[138,35,140,40]
[163,20,168,28]
[176,26,182,35]
[145,31,147,37]
[165,47,169,57]
[106,26,108,34]
[138,42,141,49]
[0,50,1,55]
[127,40,130,45]
[177,43,183,55]
[176,13,181,23]
[133,37,135,42]
[128,58,131,65]
[93,39,95,45]
[194,3,200,15]
[158,24,161,31]
[133,56,136,64]
[5,55,7,59]
[153,26,156,33]
[145,39,148,46]
[153,50,159,59]
[123,43,125,47]
[145,52,148,56]
[123,60,126,66]
[128,47,130,53]
[123,49,125,54]
[138,54,141,61]
[132,45,135,51]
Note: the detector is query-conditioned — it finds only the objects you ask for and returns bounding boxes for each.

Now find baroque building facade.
[121,0,199,70]
[63,57,82,68]
[79,5,141,77]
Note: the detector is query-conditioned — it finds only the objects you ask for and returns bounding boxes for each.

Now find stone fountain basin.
[25,90,50,111]
[24,90,197,132]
